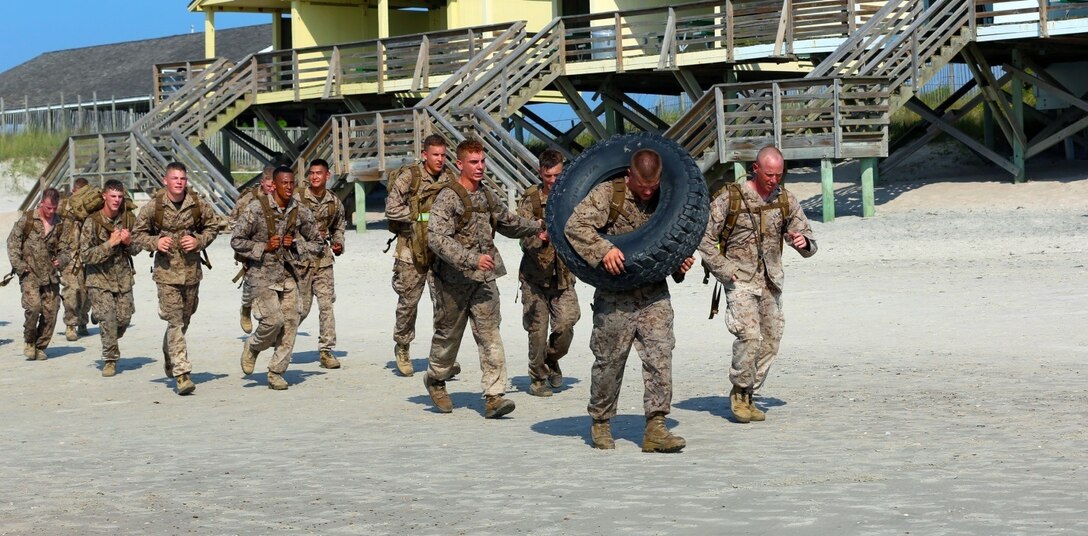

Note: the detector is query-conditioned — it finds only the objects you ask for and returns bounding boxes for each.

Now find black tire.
[547,132,709,292]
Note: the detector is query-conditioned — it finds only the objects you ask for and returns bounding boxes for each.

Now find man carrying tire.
[422,138,544,418]
[564,148,693,453]
[698,145,817,423]
[516,149,581,397]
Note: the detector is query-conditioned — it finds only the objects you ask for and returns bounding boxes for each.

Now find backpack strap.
[721,183,744,243]
[523,185,543,219]
[606,178,627,226]
[22,210,35,238]
[255,193,278,238]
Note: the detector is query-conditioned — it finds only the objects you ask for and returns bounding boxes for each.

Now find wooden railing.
[975,0,1088,37]
[558,0,884,70]
[153,58,219,103]
[250,22,518,98]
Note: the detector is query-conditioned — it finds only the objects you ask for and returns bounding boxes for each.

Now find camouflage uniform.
[230,193,321,375]
[7,211,62,352]
[294,188,346,353]
[516,187,580,383]
[385,162,456,346]
[81,209,140,363]
[564,181,678,421]
[425,183,542,396]
[231,186,262,310]
[57,197,89,331]
[132,190,220,377]
[698,182,816,391]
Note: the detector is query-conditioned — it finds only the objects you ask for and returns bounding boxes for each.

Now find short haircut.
[261,165,275,181]
[104,179,125,194]
[308,158,330,172]
[166,162,187,174]
[630,149,662,182]
[538,149,564,171]
[41,188,60,205]
[273,165,295,182]
[755,145,784,166]
[422,134,447,150]
[72,177,89,190]
[456,138,485,160]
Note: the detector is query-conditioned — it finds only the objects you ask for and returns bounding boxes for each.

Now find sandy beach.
[1,151,1086,535]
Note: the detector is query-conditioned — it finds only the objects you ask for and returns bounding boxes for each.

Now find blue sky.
[0,1,267,73]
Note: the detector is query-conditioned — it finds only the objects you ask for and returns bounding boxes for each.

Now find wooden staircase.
[666,0,974,170]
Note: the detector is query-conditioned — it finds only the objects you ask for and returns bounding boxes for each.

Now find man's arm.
[131,202,160,253]
[516,195,544,251]
[384,168,414,223]
[493,196,542,240]
[6,214,28,274]
[427,188,477,270]
[80,218,114,267]
[293,205,325,258]
[192,199,220,251]
[563,184,615,268]
[785,192,817,257]
[697,193,739,283]
[230,205,265,262]
[330,197,346,252]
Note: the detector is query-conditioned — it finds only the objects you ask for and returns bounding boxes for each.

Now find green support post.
[355,181,368,234]
[1011,49,1026,183]
[821,159,835,223]
[860,157,877,218]
[983,102,994,150]
[733,161,747,183]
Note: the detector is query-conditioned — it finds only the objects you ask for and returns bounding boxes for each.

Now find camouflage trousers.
[587,289,675,421]
[521,281,580,382]
[60,269,89,328]
[240,277,253,308]
[426,277,507,397]
[21,280,60,350]
[247,278,299,375]
[157,283,200,377]
[87,287,134,362]
[724,285,784,391]
[391,260,435,346]
[299,264,336,352]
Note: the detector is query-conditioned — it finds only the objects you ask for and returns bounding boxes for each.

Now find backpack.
[2,210,51,287]
[150,188,212,269]
[231,193,298,284]
[385,165,452,270]
[705,183,791,319]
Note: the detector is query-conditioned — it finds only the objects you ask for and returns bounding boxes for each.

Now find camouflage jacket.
[56,197,84,277]
[133,189,221,285]
[81,209,139,293]
[384,162,457,263]
[428,182,542,285]
[230,193,322,291]
[697,181,816,292]
[6,211,62,287]
[293,188,346,269]
[564,179,668,299]
[516,186,574,290]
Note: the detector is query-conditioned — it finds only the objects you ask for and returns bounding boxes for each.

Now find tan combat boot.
[239,306,253,333]
[484,395,515,419]
[267,371,289,390]
[23,342,35,360]
[34,348,47,361]
[528,379,553,397]
[394,343,414,377]
[319,349,341,369]
[176,373,196,396]
[240,340,257,375]
[730,385,752,423]
[77,324,89,337]
[642,413,686,453]
[424,375,453,413]
[747,391,765,422]
[545,357,563,388]
[101,361,117,377]
[591,419,615,450]
[65,326,78,341]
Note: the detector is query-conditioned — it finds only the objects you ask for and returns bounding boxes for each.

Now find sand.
[1,149,1086,535]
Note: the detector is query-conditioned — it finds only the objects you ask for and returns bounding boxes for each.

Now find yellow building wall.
[446,0,555,32]
[291,3,371,48]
